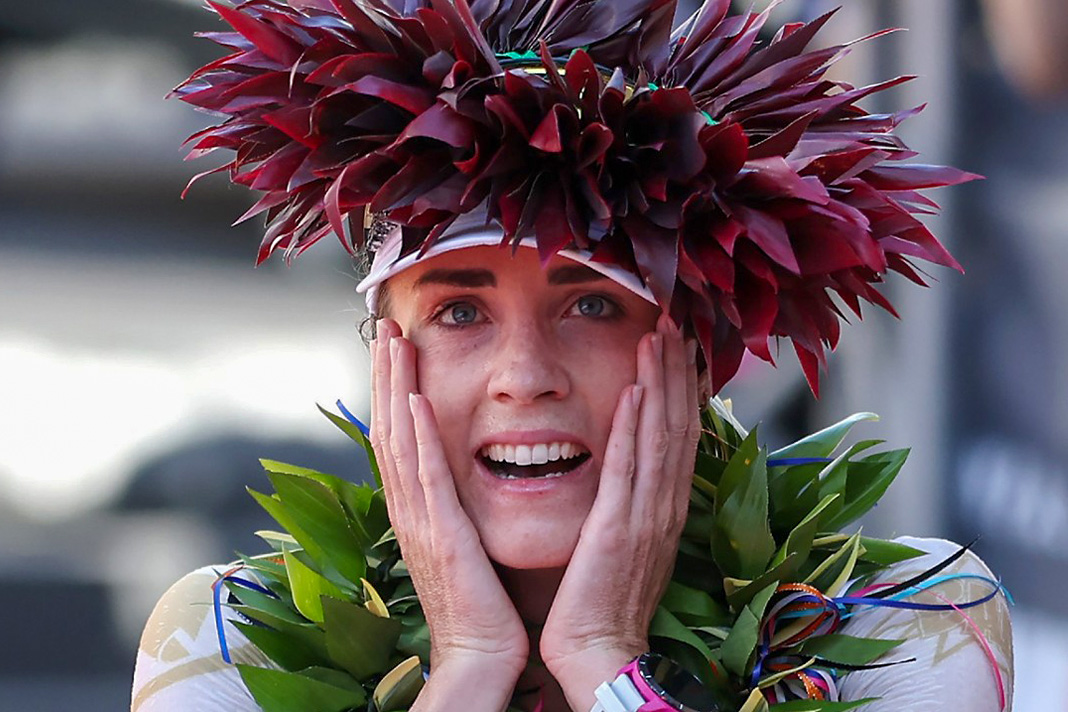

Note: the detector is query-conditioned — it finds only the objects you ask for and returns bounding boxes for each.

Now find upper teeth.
[481,442,584,465]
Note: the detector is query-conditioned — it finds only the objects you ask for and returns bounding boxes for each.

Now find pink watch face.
[626,654,720,712]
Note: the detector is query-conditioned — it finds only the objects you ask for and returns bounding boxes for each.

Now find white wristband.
[590,672,646,712]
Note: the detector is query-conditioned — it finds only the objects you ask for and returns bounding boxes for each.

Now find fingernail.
[661,313,679,334]
[390,336,399,358]
[631,385,644,408]
[408,392,418,412]
[651,333,663,360]
[687,339,697,365]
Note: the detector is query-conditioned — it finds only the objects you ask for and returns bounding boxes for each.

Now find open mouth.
[479,442,591,480]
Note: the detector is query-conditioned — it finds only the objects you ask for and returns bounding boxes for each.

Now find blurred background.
[0,0,1064,709]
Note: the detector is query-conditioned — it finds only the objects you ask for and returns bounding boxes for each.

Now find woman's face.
[385,245,661,569]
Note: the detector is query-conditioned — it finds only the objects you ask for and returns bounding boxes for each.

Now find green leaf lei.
[220,400,924,712]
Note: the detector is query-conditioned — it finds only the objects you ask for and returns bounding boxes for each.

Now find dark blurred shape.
[0,577,127,674]
[981,0,1068,99]
[948,0,1068,618]
[0,0,222,64]
[116,434,375,555]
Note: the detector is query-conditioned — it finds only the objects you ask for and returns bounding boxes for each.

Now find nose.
[486,322,570,404]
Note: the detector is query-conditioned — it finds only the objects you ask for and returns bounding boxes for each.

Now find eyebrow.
[412,263,608,289]
[414,268,497,289]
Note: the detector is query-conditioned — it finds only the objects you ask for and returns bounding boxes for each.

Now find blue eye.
[439,302,480,325]
[572,295,616,318]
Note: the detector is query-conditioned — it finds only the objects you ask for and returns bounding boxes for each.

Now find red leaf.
[399,102,474,147]
[345,76,435,115]
[732,204,800,274]
[737,274,778,362]
[626,215,678,309]
[793,342,821,397]
[701,121,749,183]
[208,1,303,66]
[747,110,817,160]
[862,164,983,191]
[530,104,573,154]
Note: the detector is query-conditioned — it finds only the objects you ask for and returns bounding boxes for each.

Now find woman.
[133,0,1013,709]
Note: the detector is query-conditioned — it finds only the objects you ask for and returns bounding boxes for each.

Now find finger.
[371,329,405,521]
[408,393,465,525]
[632,329,668,508]
[654,315,698,521]
[675,338,701,513]
[389,335,426,513]
[660,314,691,463]
[589,384,644,517]
[371,319,400,454]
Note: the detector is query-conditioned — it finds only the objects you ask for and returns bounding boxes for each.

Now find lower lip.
[475,455,594,494]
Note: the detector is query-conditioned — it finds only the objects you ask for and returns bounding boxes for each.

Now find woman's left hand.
[539,313,701,710]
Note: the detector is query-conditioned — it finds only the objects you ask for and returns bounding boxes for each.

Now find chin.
[480,520,581,569]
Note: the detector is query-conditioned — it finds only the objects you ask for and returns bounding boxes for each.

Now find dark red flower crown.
[173,0,977,395]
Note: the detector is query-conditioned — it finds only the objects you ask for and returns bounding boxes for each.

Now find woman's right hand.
[371,318,529,707]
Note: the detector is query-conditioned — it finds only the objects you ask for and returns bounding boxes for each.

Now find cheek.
[410,337,487,467]
[561,329,645,450]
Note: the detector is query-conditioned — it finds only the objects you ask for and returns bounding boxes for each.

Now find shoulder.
[838,537,1014,711]
[131,566,275,712]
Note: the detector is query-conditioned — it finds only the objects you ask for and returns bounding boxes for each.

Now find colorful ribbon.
[750,544,1010,709]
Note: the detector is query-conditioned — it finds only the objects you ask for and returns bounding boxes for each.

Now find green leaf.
[233,621,326,672]
[249,488,328,565]
[236,665,366,712]
[855,537,924,566]
[268,471,368,584]
[712,430,776,580]
[261,460,385,551]
[397,619,431,660]
[769,413,879,461]
[799,634,905,666]
[724,555,792,610]
[771,494,841,571]
[230,604,329,657]
[660,581,730,627]
[805,532,861,597]
[739,687,770,712]
[260,459,335,480]
[821,450,909,531]
[682,508,716,542]
[373,656,425,712]
[319,404,382,487]
[650,606,715,660]
[768,463,822,535]
[694,451,728,490]
[720,583,776,677]
[285,550,347,624]
[226,580,304,627]
[255,530,301,553]
[708,397,749,445]
[322,596,402,680]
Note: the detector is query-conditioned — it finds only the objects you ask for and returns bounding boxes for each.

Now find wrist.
[412,654,523,712]
[545,645,645,712]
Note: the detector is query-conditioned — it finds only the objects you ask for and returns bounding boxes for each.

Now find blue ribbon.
[212,568,278,664]
[336,399,370,437]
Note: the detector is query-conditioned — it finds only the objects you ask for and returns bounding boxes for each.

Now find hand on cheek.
[370,319,529,708]
[539,314,700,712]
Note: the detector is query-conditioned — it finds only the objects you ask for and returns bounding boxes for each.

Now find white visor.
[356,213,655,314]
